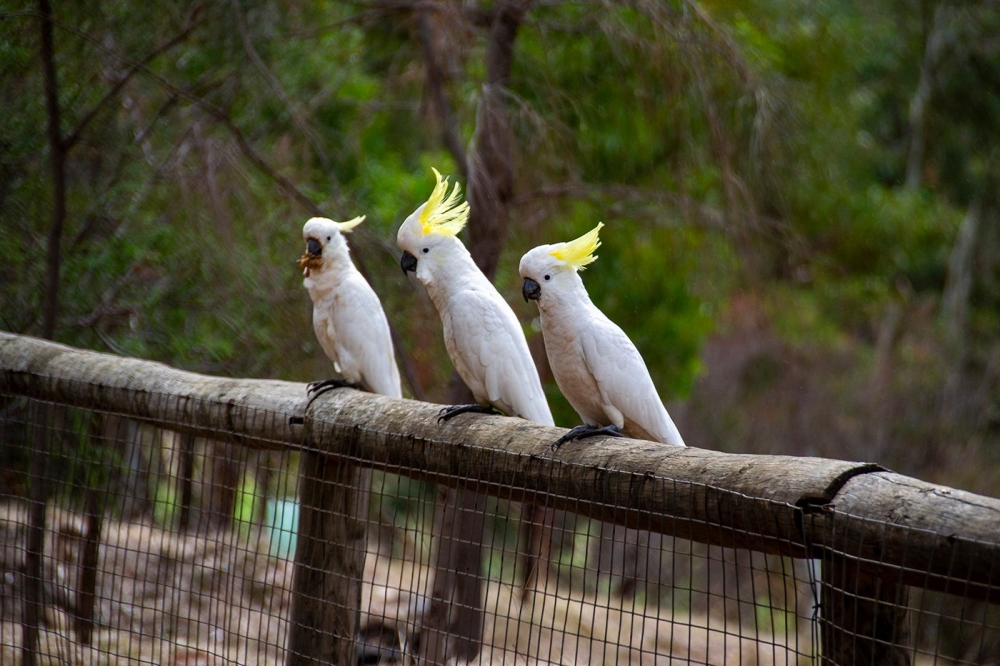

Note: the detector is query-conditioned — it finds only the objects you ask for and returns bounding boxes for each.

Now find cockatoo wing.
[325,273,402,398]
[444,287,553,426]
[581,314,684,446]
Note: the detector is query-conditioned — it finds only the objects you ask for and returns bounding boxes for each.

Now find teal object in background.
[266,498,300,559]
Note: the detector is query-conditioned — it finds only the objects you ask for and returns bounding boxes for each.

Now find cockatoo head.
[397,168,470,281]
[519,222,603,303]
[299,215,365,278]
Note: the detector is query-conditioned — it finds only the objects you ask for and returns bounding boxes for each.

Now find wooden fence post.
[287,427,366,665]
[418,487,488,665]
[820,554,911,665]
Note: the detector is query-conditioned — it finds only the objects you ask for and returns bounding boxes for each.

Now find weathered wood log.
[0,332,308,449]
[4,332,1000,604]
[809,471,1000,603]
[304,385,870,558]
[287,446,365,666]
[0,332,865,557]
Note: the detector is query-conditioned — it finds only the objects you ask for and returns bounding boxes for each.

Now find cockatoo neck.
[304,246,354,296]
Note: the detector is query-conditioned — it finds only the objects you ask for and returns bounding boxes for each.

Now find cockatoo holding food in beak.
[300,215,402,398]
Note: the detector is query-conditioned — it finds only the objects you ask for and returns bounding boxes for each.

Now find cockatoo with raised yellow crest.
[299,215,402,398]
[397,169,553,426]
[519,223,686,449]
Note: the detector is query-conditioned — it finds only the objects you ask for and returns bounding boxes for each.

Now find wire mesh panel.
[2,333,1000,665]
[312,434,825,666]
[0,396,297,664]
[808,500,1000,665]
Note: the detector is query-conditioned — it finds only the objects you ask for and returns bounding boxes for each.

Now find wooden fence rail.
[3,331,1000,664]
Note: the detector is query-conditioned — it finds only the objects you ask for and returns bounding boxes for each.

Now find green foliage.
[233,471,261,536]
[152,477,179,527]
[587,221,712,394]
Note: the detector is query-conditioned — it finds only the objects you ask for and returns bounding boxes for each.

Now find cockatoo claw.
[437,404,498,423]
[550,424,622,450]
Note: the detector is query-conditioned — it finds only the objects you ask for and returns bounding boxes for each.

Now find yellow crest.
[550,222,604,270]
[335,215,366,233]
[419,168,469,236]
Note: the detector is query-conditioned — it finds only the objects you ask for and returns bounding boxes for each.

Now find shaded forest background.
[2,0,998,495]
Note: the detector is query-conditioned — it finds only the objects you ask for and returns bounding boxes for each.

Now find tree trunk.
[905,4,952,190]
[868,301,902,459]
[416,3,534,661]
[416,8,469,183]
[75,485,102,645]
[21,402,50,666]
[466,0,531,281]
[38,0,66,340]
[206,442,239,530]
[942,200,981,345]
[29,11,63,661]
[117,419,152,521]
[178,434,196,531]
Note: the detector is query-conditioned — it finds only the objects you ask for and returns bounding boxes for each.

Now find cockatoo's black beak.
[522,277,541,302]
[400,251,418,274]
[306,238,322,256]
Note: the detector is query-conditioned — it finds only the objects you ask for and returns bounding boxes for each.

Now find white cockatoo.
[300,216,402,398]
[397,168,553,426]
[519,223,686,449]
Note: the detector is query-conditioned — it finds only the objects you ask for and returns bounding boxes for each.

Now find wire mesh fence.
[1,332,999,665]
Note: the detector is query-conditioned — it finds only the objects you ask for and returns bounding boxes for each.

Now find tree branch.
[229,0,335,177]
[905,3,953,190]
[524,181,788,233]
[62,8,202,153]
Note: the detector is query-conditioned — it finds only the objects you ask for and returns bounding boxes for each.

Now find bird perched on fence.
[519,222,686,449]
[299,216,402,398]
[397,168,553,426]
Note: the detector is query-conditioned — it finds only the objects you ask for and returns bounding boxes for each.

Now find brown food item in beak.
[299,252,323,277]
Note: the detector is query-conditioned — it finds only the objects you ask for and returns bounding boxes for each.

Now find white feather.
[397,212,553,426]
[303,218,402,398]
[519,245,685,446]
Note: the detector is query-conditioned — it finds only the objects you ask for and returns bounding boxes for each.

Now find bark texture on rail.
[0,332,308,448]
[4,332,1000,600]
[809,471,1000,603]
[305,385,872,558]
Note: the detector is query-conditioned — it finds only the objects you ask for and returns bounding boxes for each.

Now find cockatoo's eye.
[422,248,430,254]
[544,274,551,281]
[327,236,332,241]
